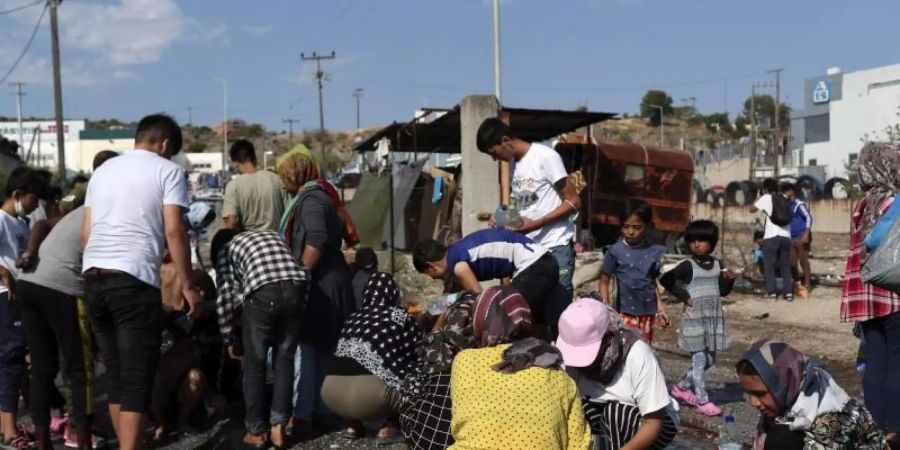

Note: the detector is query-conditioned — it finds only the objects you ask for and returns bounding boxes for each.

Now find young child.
[659,220,735,416]
[0,167,43,447]
[599,201,667,342]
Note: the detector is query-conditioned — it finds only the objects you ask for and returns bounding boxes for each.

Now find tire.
[664,232,685,254]
[725,181,743,207]
[739,180,759,205]
[825,177,851,200]
[693,180,705,204]
[795,175,822,202]
[704,189,716,205]
[712,192,726,209]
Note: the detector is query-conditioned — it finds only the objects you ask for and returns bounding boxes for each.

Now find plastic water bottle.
[718,414,741,450]
[506,204,524,229]
[494,204,510,229]
[427,292,460,316]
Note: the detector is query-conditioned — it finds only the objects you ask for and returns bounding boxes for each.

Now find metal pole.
[493,0,501,103]
[769,68,783,178]
[750,85,757,180]
[214,78,228,177]
[11,83,25,150]
[49,0,65,180]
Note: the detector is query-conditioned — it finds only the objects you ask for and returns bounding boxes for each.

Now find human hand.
[15,251,33,270]
[182,287,203,320]
[227,345,242,361]
[656,309,670,327]
[505,217,542,234]
[488,214,496,228]
[722,268,735,281]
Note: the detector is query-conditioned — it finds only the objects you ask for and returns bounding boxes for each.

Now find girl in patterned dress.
[660,220,735,417]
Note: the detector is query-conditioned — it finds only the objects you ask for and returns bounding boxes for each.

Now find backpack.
[768,193,793,227]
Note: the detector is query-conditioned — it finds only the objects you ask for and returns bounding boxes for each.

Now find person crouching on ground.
[556,297,678,450]
[413,228,558,328]
[736,339,889,450]
[211,229,308,449]
[321,272,421,445]
[660,219,735,417]
[598,201,668,343]
[448,286,592,450]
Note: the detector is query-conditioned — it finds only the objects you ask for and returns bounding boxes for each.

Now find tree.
[740,95,791,132]
[639,90,674,126]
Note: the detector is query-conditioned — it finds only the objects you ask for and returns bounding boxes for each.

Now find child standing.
[599,202,667,342]
[0,167,43,447]
[660,220,735,416]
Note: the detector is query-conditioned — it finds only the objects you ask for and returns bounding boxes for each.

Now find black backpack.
[768,193,793,227]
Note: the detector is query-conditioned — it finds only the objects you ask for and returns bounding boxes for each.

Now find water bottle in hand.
[506,204,524,229]
[494,204,509,229]
[427,292,460,316]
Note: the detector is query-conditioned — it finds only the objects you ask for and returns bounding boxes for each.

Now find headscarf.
[857,142,900,245]
[738,340,850,450]
[276,152,359,247]
[418,292,478,375]
[472,286,532,348]
[334,272,422,391]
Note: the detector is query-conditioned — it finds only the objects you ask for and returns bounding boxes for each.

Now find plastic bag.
[864,197,900,250]
[861,207,900,292]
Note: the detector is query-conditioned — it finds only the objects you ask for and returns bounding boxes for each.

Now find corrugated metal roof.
[355,106,615,153]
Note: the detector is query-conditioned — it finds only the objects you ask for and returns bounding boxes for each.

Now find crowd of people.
[0,112,894,450]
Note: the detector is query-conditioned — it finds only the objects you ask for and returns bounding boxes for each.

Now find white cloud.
[57,0,185,66]
[242,24,273,36]
[184,18,229,43]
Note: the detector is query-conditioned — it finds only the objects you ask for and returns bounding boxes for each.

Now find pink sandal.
[696,401,723,416]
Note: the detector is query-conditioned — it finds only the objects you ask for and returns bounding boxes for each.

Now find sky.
[0,0,897,134]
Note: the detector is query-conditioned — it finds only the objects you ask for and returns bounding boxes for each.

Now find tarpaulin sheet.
[383,158,428,250]
[346,172,391,249]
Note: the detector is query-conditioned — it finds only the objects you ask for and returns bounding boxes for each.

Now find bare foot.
[377,425,399,438]
[270,425,285,447]
[242,432,267,446]
[153,426,165,441]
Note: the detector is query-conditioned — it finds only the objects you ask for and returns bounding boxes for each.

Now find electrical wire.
[0,3,48,85]
[0,0,43,15]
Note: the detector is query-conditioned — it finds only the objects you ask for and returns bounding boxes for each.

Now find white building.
[0,120,86,171]
[791,64,900,179]
[184,152,224,174]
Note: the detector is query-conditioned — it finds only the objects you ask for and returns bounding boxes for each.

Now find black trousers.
[0,292,26,413]
[510,252,560,325]
[17,280,94,427]
[84,272,163,414]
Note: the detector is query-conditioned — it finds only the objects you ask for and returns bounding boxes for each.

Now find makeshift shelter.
[350,104,615,272]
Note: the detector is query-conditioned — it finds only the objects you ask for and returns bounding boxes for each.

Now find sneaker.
[783,293,794,302]
[765,293,778,300]
[670,386,699,406]
[63,427,105,449]
[696,401,723,416]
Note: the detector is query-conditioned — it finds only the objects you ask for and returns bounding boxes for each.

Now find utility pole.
[214,78,227,176]
[11,82,25,150]
[49,0,65,180]
[493,0,502,103]
[749,84,757,181]
[301,51,335,164]
[352,88,363,130]
[282,118,300,147]
[768,68,783,177]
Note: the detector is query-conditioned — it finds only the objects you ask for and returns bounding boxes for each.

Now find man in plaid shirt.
[211,229,307,448]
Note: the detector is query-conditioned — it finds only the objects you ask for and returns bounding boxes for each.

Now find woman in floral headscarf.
[736,339,888,450]
[840,142,900,447]
[276,152,356,435]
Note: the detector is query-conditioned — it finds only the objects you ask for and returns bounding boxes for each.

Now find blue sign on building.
[813,80,831,104]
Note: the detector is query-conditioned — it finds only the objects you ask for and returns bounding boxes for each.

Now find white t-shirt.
[512,143,574,248]
[567,340,671,415]
[754,194,791,239]
[83,150,189,288]
[0,210,29,295]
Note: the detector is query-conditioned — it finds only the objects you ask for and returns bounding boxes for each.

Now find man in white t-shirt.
[477,118,582,329]
[81,114,201,450]
[749,178,794,300]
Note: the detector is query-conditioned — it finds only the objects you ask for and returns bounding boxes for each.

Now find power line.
[0,3,47,86]
[0,0,43,15]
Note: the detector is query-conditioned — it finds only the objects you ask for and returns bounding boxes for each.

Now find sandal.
[3,433,34,449]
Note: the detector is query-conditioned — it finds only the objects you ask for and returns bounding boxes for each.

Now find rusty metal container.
[556,139,694,248]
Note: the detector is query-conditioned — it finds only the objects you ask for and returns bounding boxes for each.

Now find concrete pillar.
[460,95,500,235]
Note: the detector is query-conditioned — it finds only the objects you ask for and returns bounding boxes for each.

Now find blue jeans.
[293,343,330,420]
[762,236,793,295]
[242,281,304,435]
[547,243,575,331]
